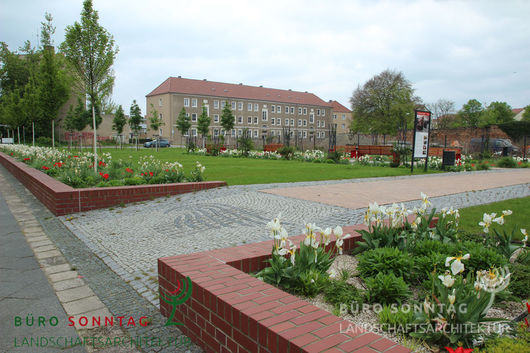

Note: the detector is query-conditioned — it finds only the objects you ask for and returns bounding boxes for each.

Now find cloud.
[1,0,529,113]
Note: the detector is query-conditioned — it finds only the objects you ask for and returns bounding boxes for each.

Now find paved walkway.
[262,168,530,209]
[0,190,85,352]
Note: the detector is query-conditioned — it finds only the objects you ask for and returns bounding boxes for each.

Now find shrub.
[123,177,144,185]
[411,240,455,257]
[476,161,491,170]
[357,247,414,282]
[327,151,341,163]
[458,241,508,275]
[378,305,414,332]
[413,252,447,282]
[323,280,363,308]
[36,136,53,146]
[364,272,410,305]
[496,157,517,168]
[277,146,295,160]
[508,254,530,299]
[474,326,530,353]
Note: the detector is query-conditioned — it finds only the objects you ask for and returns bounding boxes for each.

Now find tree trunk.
[92,105,98,174]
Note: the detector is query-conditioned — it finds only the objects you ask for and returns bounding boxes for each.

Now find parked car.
[144,139,170,148]
[470,138,519,155]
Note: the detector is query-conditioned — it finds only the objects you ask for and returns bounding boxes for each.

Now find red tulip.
[125,168,133,173]
[23,158,30,161]
[445,347,473,353]
[99,161,106,167]
[42,166,49,170]
[149,172,154,176]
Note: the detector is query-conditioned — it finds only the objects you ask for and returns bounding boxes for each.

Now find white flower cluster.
[478,210,513,233]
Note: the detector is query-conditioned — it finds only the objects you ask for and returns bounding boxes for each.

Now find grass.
[458,196,530,240]
[97,148,438,185]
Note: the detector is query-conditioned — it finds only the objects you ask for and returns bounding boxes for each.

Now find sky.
[1,0,529,114]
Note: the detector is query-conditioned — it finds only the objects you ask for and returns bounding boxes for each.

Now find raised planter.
[158,225,411,353]
[0,151,227,216]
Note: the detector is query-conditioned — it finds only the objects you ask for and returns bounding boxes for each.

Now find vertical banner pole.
[424,111,431,172]
[411,110,418,174]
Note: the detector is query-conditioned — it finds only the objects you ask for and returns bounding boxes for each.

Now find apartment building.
[329,100,352,135]
[145,77,334,145]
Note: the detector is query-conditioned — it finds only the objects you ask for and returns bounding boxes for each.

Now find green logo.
[160,276,192,326]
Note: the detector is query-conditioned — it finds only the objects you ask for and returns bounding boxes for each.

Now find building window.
[238,129,242,136]
[183,129,189,136]
[253,117,258,124]
[285,106,289,114]
[271,118,275,125]
[191,113,197,122]
[342,114,346,120]
[303,131,307,138]
[285,118,289,126]
[262,110,268,121]
[238,116,243,124]
[214,114,219,123]
[317,109,320,116]
[237,102,243,111]
[303,119,307,126]
[290,107,294,114]
[221,100,226,108]
[214,129,219,136]
[253,130,258,138]
[298,131,302,138]
[192,98,197,108]
[342,124,346,129]
[184,98,190,107]
[230,102,235,110]
[159,98,162,107]
[303,108,307,115]
[191,128,197,136]
[247,103,252,111]
[271,105,275,113]
[309,113,314,123]
[277,106,282,114]
[290,119,294,126]
[298,119,302,127]
[253,103,259,112]
[333,114,337,120]
[317,131,320,138]
[214,100,219,109]
[276,118,281,126]
[270,130,275,137]
[298,107,302,114]
[322,110,325,116]
[321,131,325,138]
[322,121,325,127]
[317,120,321,128]
[247,116,252,124]
[334,123,338,128]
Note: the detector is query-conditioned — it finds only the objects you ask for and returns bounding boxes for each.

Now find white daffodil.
[522,229,528,245]
[493,216,504,225]
[411,217,421,231]
[445,253,470,275]
[334,226,343,238]
[438,273,455,288]
[329,269,337,279]
[448,293,456,305]
[420,192,431,208]
[322,227,332,246]
[478,213,495,233]
[336,238,344,255]
[502,210,512,216]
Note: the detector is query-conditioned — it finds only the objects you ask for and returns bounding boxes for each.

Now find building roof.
[146,77,330,107]
[328,100,351,113]
[512,108,524,115]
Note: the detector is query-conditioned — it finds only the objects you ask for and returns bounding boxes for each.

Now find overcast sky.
[1,0,529,114]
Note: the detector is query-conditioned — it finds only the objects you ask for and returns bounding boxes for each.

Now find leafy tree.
[237,128,254,156]
[427,99,455,129]
[38,14,70,139]
[197,104,211,147]
[60,0,119,172]
[112,104,127,149]
[457,99,483,128]
[2,89,25,142]
[350,69,418,136]
[176,107,191,140]
[479,101,515,126]
[63,97,89,149]
[523,105,530,121]
[128,100,143,150]
[220,101,235,146]
[21,76,41,143]
[148,103,164,151]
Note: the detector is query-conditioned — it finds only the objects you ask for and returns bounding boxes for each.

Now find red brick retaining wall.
[158,226,410,353]
[0,152,227,216]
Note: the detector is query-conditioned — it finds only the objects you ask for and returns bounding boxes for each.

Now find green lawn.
[458,196,530,239]
[100,148,437,185]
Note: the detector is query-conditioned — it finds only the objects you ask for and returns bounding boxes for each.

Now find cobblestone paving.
[0,165,199,353]
[60,170,530,307]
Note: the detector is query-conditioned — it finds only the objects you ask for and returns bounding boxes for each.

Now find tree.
[426,99,455,129]
[38,13,70,139]
[148,103,164,151]
[220,101,235,146]
[63,97,89,149]
[60,0,119,173]
[523,105,530,122]
[197,104,211,147]
[175,107,191,143]
[350,69,418,136]
[479,101,515,126]
[128,100,143,151]
[112,104,126,149]
[457,99,483,128]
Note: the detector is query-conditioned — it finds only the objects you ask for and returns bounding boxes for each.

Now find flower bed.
[255,194,530,352]
[0,144,206,188]
[0,149,226,215]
